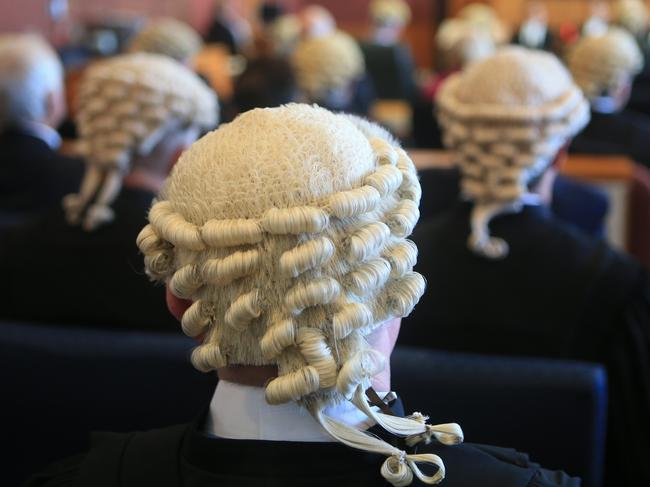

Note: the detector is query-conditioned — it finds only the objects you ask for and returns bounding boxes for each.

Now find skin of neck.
[123,126,198,193]
[165,288,399,391]
[529,145,571,205]
[40,89,66,129]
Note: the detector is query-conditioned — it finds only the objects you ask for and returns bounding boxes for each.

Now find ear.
[166,287,192,321]
[551,141,571,169]
[44,89,66,128]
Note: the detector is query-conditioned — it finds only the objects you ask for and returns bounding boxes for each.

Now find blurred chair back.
[1,322,606,487]
[393,346,608,487]
[0,321,216,487]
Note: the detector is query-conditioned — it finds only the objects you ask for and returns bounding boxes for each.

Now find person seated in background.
[360,0,416,102]
[299,4,337,39]
[128,17,203,66]
[205,0,253,54]
[231,56,296,115]
[568,28,650,168]
[399,48,650,487]
[0,34,83,225]
[412,17,494,149]
[456,3,511,47]
[292,30,374,115]
[28,104,578,487]
[0,53,217,331]
[514,0,555,51]
[265,13,302,56]
[581,0,610,37]
[611,0,650,114]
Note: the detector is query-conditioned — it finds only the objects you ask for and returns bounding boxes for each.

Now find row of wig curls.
[137,137,424,393]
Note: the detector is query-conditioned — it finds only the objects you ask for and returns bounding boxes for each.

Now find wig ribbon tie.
[381,451,446,486]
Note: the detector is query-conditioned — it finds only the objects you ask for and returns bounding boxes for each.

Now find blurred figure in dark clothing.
[233,56,297,114]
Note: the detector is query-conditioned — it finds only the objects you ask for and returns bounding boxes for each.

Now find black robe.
[570,110,650,168]
[26,401,579,487]
[360,42,416,101]
[0,187,177,332]
[418,168,609,239]
[0,128,83,224]
[399,203,650,487]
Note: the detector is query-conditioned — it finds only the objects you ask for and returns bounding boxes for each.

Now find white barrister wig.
[612,0,650,37]
[292,31,365,102]
[370,0,412,27]
[137,104,463,486]
[457,3,510,45]
[64,53,218,231]
[437,47,590,259]
[435,18,496,70]
[129,17,203,63]
[567,28,644,101]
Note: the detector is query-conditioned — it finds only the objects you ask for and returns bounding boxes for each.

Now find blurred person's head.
[292,31,365,111]
[583,0,610,37]
[518,1,549,49]
[128,17,203,66]
[437,47,590,259]
[64,53,218,231]
[300,5,337,39]
[0,34,65,131]
[369,0,412,45]
[568,28,644,113]
[435,18,495,72]
[612,0,650,38]
[233,56,297,113]
[457,3,510,45]
[138,103,463,486]
[268,14,302,55]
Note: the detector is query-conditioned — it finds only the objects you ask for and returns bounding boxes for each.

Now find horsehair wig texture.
[64,53,218,231]
[138,105,453,485]
[370,0,412,27]
[437,47,590,259]
[292,31,365,101]
[567,28,644,101]
[129,17,203,62]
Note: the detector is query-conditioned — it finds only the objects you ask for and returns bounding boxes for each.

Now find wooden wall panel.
[449,0,650,28]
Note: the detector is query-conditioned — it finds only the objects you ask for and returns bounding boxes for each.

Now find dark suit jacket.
[360,42,416,101]
[0,187,178,332]
[418,168,609,239]
[400,203,650,487]
[570,110,650,168]
[27,402,579,487]
[0,128,83,220]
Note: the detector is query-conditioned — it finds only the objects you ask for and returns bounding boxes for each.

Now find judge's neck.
[122,168,166,194]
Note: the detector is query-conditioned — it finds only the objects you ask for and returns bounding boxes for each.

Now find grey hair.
[0,34,63,129]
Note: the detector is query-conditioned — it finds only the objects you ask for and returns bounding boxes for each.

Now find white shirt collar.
[18,121,62,150]
[205,380,379,442]
[461,193,542,207]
